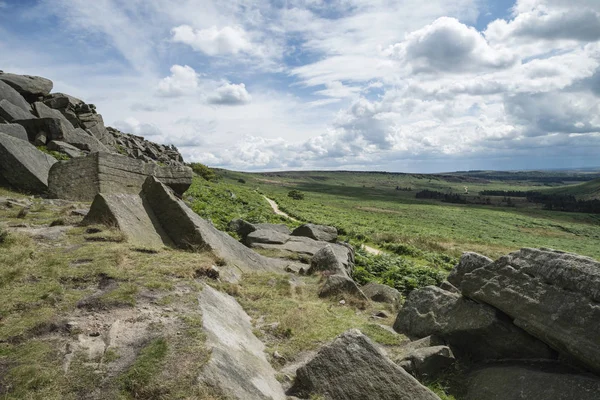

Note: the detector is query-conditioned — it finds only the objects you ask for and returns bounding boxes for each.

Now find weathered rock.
[228,218,257,238]
[14,117,68,142]
[309,245,349,276]
[397,345,455,378]
[439,280,460,293]
[0,123,28,141]
[0,99,33,122]
[394,286,555,361]
[82,193,170,249]
[319,274,368,301]
[254,223,291,235]
[0,80,31,112]
[461,247,600,374]
[447,252,492,288]
[0,72,53,101]
[245,229,289,245]
[0,132,57,193]
[142,176,295,273]
[47,140,83,158]
[62,128,109,153]
[48,152,193,201]
[399,335,446,353]
[198,285,286,400]
[288,329,441,400]
[361,282,401,304]
[33,131,47,146]
[32,102,74,128]
[465,361,600,400]
[291,223,337,242]
[43,92,84,128]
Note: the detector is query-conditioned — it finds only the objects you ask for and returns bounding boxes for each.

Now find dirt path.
[263,196,299,222]
[264,196,384,256]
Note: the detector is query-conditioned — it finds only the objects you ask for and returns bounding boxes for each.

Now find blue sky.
[1,0,600,172]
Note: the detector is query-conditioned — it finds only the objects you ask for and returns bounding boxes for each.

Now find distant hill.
[542,178,600,200]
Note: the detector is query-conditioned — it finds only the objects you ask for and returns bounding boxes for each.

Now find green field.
[203,169,600,261]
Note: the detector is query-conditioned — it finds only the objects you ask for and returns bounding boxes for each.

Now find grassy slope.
[542,178,600,200]
[216,169,600,260]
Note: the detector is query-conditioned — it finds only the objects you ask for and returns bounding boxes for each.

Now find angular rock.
[0,132,57,193]
[14,117,69,142]
[142,176,294,273]
[288,329,441,400]
[78,113,115,146]
[82,193,170,249]
[245,229,289,245]
[62,128,109,153]
[397,345,455,378]
[461,247,600,374]
[361,282,401,304]
[48,152,193,201]
[0,80,31,112]
[229,218,259,238]
[33,131,47,146]
[439,280,460,293]
[32,102,74,128]
[47,140,82,158]
[254,223,291,235]
[309,244,348,276]
[465,361,600,400]
[394,286,555,361]
[447,252,492,288]
[319,274,368,301]
[0,99,33,122]
[198,285,286,400]
[43,92,83,128]
[291,223,337,242]
[0,72,53,101]
[0,123,28,141]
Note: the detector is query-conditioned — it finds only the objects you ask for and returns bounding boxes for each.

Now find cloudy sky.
[1,0,599,172]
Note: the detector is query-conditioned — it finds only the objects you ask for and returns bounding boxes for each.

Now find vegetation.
[189,162,219,182]
[288,189,305,200]
[36,145,70,161]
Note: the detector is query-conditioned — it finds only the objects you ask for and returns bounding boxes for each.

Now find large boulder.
[142,176,295,273]
[43,92,84,128]
[309,244,349,276]
[0,80,31,112]
[291,223,338,242]
[229,219,291,239]
[0,72,53,101]
[288,329,441,400]
[460,248,600,374]
[447,252,492,288]
[15,118,108,153]
[465,361,600,400]
[394,286,555,361]
[0,123,28,141]
[319,274,368,301]
[82,193,170,249]
[361,282,401,304]
[47,141,82,158]
[245,229,289,245]
[0,99,33,122]
[32,102,74,128]
[198,285,286,400]
[0,132,57,193]
[48,152,193,201]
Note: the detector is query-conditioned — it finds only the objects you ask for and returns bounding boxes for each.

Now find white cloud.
[171,25,252,56]
[156,65,199,97]
[387,17,518,74]
[208,82,252,105]
[113,117,163,138]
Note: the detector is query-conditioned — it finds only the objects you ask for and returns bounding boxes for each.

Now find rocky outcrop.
[319,274,368,301]
[309,245,349,276]
[0,132,57,193]
[198,285,286,400]
[245,229,289,245]
[291,223,338,242]
[397,345,455,379]
[361,282,401,304]
[229,218,291,239]
[0,80,31,113]
[460,248,600,374]
[48,152,193,201]
[0,99,33,122]
[288,329,441,400]
[465,361,600,400]
[83,193,170,249]
[394,285,555,361]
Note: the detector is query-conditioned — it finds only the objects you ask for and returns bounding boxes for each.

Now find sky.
[1,0,600,173]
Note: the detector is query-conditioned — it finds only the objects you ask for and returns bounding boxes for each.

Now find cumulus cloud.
[113,117,163,138]
[156,65,198,97]
[171,25,252,56]
[208,82,252,105]
[387,17,518,74]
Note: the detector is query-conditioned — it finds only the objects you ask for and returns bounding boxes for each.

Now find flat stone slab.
[83,193,170,249]
[0,123,28,141]
[198,285,286,400]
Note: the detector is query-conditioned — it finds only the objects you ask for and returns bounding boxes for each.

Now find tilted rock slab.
[0,99,33,122]
[0,80,31,112]
[465,361,600,400]
[0,72,53,101]
[48,152,192,201]
[82,193,171,249]
[461,247,600,374]
[288,329,441,400]
[198,285,286,400]
[142,176,295,273]
[0,123,28,141]
[394,286,555,361]
[0,131,57,193]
